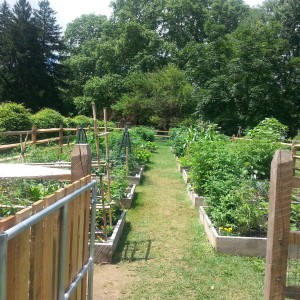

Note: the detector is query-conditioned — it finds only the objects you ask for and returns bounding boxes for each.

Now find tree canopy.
[0,0,299,135]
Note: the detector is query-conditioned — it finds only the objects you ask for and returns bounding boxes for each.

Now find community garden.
[170,118,300,238]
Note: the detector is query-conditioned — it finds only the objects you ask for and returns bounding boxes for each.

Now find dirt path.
[92,143,192,299]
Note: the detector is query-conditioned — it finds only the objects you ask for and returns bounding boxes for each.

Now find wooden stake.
[59,125,63,161]
[92,103,101,171]
[92,103,107,241]
[103,107,111,204]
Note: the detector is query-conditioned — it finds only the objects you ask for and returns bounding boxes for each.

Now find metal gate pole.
[58,203,69,300]
[88,185,97,300]
[0,232,8,300]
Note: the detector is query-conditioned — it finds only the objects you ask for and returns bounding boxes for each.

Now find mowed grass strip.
[113,143,265,299]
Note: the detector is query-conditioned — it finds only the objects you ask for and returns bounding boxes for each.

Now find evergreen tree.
[34,0,66,111]
[0,1,14,98]
[0,0,66,112]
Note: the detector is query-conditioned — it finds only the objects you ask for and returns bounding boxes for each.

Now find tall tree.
[64,14,108,53]
[0,0,65,111]
[0,1,13,98]
[34,0,66,110]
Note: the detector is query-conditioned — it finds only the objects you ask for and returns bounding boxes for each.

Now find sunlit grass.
[112,143,265,299]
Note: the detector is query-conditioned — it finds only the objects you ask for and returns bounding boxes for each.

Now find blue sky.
[5,0,264,32]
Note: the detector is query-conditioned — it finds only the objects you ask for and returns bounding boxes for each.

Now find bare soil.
[93,264,134,299]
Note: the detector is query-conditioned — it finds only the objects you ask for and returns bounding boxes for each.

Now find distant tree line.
[0,0,65,112]
[0,0,299,135]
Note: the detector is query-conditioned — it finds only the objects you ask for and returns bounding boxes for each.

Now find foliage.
[64,14,108,52]
[0,102,32,143]
[25,144,72,163]
[169,123,227,158]
[113,65,196,130]
[246,117,288,142]
[31,108,65,129]
[0,0,65,112]
[0,179,67,217]
[170,122,283,236]
[187,137,282,236]
[130,126,156,142]
[206,180,269,236]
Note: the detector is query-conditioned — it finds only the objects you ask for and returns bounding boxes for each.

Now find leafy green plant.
[206,180,269,236]
[246,118,288,142]
[31,108,65,129]
[0,102,32,144]
[130,126,156,142]
[169,123,227,158]
[0,179,67,217]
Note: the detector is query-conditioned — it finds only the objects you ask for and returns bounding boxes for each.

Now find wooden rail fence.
[0,175,93,300]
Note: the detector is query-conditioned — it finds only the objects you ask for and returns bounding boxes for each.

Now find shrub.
[246,117,288,141]
[72,115,94,127]
[31,108,65,129]
[130,126,156,142]
[0,102,32,143]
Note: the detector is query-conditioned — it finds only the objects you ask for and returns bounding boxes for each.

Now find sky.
[5,0,265,33]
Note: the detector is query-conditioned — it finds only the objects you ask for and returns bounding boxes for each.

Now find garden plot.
[94,211,126,264]
[169,121,300,257]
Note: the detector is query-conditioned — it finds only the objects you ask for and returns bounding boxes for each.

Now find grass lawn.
[96,142,265,299]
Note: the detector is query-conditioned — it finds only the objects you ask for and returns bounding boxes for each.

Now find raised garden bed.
[182,168,191,184]
[199,206,267,257]
[174,155,189,173]
[94,210,126,264]
[119,184,136,209]
[126,165,144,185]
[186,184,209,207]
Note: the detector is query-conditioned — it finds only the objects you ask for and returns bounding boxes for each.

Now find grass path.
[93,143,265,299]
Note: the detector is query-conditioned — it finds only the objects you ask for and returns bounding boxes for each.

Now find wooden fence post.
[31,126,37,144]
[71,144,92,182]
[264,150,294,300]
[59,125,63,161]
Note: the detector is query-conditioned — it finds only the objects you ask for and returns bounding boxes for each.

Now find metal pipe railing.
[0,180,97,300]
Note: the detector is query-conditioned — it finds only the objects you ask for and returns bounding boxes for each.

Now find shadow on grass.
[130,192,141,209]
[112,222,152,263]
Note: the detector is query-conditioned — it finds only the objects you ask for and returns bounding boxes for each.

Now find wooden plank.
[289,232,300,245]
[29,200,44,300]
[0,130,32,136]
[15,207,32,300]
[0,215,16,231]
[36,128,60,133]
[264,150,294,300]
[53,188,64,300]
[65,183,76,291]
[293,176,300,188]
[41,194,56,300]
[35,137,60,144]
[71,180,81,300]
[284,286,300,299]
[76,179,85,300]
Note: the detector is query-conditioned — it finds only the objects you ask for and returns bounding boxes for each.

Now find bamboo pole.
[92,103,107,241]
[103,108,113,230]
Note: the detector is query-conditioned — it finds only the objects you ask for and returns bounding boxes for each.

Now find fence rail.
[0,175,96,300]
